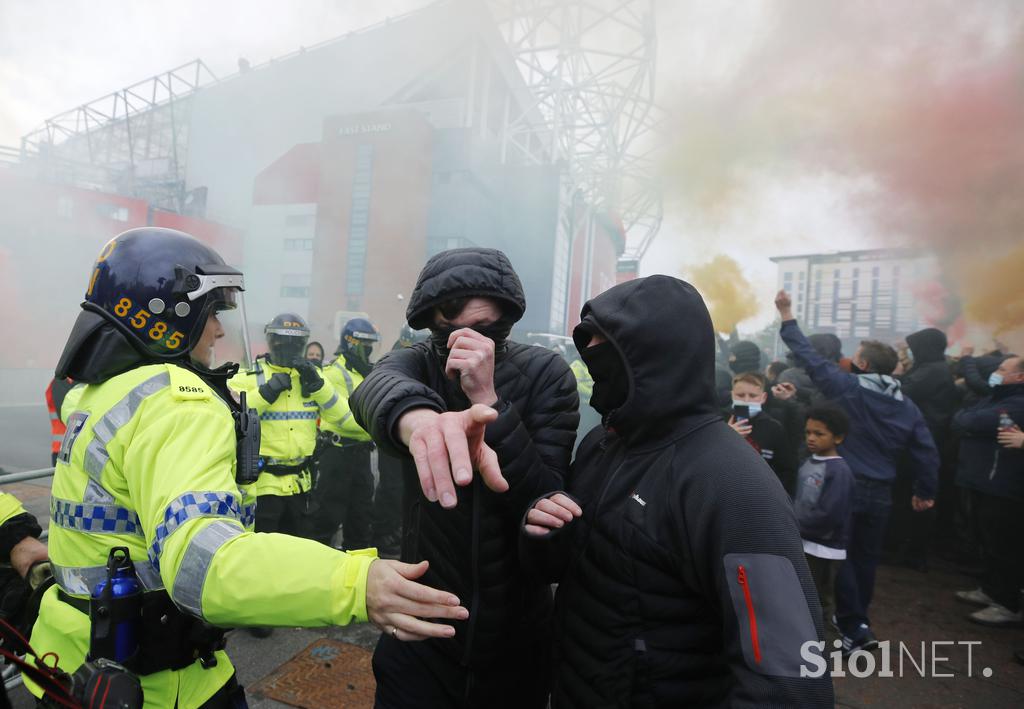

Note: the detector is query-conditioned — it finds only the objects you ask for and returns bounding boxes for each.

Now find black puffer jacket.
[351,248,579,671]
[901,328,961,443]
[522,276,832,708]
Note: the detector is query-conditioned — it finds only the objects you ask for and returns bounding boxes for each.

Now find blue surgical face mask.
[733,400,762,417]
[989,372,1004,388]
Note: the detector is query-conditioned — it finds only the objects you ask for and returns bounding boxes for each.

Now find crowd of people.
[701,290,1024,663]
[3,225,1021,708]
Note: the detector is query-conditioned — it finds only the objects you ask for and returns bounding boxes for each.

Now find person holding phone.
[726,372,798,493]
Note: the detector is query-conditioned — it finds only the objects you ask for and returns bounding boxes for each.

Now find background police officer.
[311,318,380,549]
[30,228,467,708]
[229,313,347,540]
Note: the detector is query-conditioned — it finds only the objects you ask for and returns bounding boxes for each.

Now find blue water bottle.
[89,546,143,666]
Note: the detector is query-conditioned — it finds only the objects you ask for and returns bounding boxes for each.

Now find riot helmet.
[265,313,310,365]
[338,317,380,376]
[56,228,250,382]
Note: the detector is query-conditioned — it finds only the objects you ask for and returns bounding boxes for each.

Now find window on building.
[96,203,129,222]
[427,236,476,256]
[347,144,374,297]
[280,274,311,299]
[284,238,314,251]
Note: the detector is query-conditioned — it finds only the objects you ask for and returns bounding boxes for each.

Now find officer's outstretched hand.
[400,405,508,509]
[259,372,292,403]
[366,559,468,641]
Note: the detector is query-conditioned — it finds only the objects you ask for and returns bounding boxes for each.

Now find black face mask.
[850,361,867,375]
[430,320,512,363]
[580,341,629,416]
[344,345,374,377]
[268,337,306,367]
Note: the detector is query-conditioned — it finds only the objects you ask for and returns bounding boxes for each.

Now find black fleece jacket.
[350,248,579,673]
[521,275,832,708]
[901,328,961,442]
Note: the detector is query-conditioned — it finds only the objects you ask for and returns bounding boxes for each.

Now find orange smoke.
[660,1,1024,346]
[687,255,759,334]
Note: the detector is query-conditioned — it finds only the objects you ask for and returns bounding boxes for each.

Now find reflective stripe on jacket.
[29,363,374,708]
[228,357,347,496]
[320,358,371,443]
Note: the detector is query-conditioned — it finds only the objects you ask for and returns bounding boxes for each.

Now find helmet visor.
[191,289,253,371]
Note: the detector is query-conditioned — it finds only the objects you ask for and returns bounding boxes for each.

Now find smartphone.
[732,404,751,423]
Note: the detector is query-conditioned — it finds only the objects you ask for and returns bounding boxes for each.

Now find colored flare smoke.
[687,255,758,334]
[661,1,1024,348]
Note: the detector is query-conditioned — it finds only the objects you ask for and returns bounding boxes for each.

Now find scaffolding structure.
[491,0,663,262]
[20,60,218,212]
[16,1,662,261]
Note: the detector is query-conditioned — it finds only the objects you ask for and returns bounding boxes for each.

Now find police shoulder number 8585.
[113,297,184,349]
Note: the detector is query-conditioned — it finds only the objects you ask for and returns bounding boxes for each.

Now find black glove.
[293,358,325,395]
[258,372,292,403]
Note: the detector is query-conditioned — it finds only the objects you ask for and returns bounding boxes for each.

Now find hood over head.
[406,248,526,331]
[573,275,718,443]
[906,327,948,364]
[729,340,761,374]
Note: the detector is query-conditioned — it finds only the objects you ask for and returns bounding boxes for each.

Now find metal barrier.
[0,467,55,485]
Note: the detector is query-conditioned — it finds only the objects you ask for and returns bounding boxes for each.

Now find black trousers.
[806,553,841,628]
[976,491,1024,612]
[372,451,405,544]
[254,491,311,539]
[372,633,549,709]
[311,442,374,549]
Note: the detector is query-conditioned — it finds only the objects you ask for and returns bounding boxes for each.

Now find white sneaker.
[969,604,1024,627]
[955,588,996,607]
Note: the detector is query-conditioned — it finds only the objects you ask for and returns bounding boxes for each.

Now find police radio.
[234,391,261,485]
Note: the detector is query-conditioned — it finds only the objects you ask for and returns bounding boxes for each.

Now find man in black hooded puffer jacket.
[893,328,962,560]
[351,247,579,708]
[520,275,833,708]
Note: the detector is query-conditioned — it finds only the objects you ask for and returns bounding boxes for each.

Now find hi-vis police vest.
[570,358,594,405]
[29,363,375,708]
[320,358,371,444]
[0,493,29,527]
[228,357,347,497]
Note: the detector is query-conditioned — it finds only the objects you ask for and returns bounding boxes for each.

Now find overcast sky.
[2,0,1019,336]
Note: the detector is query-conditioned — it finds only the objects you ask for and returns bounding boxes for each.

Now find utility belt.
[318,431,374,449]
[57,588,226,676]
[260,458,310,476]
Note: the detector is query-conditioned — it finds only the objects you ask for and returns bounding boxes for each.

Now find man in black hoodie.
[521,276,832,708]
[892,328,962,565]
[351,248,578,709]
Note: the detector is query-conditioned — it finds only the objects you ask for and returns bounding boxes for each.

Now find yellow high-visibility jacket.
[320,358,371,444]
[570,358,594,405]
[228,357,347,496]
[28,363,375,708]
[0,493,28,526]
[59,382,86,424]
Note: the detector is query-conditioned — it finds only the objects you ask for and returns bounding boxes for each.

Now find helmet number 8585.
[114,297,185,349]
